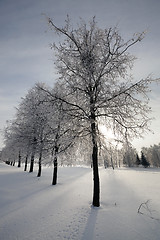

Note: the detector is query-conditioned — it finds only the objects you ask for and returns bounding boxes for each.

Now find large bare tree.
[47,16,158,207]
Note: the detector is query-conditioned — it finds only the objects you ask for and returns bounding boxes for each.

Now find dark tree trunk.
[52,155,58,185]
[29,137,37,173]
[24,154,29,171]
[92,132,100,207]
[111,156,114,170]
[37,161,41,177]
[29,154,34,172]
[52,143,59,185]
[37,150,42,177]
[18,150,21,168]
[90,108,100,207]
[52,127,60,185]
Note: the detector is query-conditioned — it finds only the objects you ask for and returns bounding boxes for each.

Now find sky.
[0,0,160,151]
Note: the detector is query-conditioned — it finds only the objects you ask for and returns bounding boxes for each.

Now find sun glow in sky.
[99,125,118,145]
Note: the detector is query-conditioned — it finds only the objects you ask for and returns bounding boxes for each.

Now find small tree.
[141,151,150,168]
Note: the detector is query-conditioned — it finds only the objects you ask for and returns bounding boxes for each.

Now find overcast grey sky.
[0,0,160,151]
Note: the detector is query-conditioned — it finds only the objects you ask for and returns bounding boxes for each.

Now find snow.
[0,163,160,240]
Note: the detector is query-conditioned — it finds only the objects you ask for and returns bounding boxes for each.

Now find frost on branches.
[2,16,159,207]
[46,16,158,206]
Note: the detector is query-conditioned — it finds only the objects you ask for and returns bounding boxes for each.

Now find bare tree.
[20,84,57,175]
[3,120,28,167]
[46,16,160,206]
[4,84,51,174]
[37,84,84,184]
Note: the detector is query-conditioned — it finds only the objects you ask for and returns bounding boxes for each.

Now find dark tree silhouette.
[141,151,150,168]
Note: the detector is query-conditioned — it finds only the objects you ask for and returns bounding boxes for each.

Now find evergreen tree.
[141,151,150,168]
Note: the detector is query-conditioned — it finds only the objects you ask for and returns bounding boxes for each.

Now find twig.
[138,200,160,221]
[138,200,151,214]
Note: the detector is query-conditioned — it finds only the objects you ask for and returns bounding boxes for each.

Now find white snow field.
[0,163,160,240]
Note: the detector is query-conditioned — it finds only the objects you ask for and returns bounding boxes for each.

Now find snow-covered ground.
[0,163,160,240]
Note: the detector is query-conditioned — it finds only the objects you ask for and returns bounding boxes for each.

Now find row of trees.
[1,16,159,207]
[3,131,157,168]
[2,83,83,183]
[141,143,160,167]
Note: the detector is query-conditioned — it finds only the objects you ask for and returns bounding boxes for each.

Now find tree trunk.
[18,150,21,168]
[29,137,37,173]
[52,127,59,185]
[111,156,114,170]
[29,154,34,172]
[92,143,100,207]
[37,160,42,177]
[24,154,28,171]
[52,155,58,185]
[52,144,59,185]
[90,113,100,207]
[37,150,42,177]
